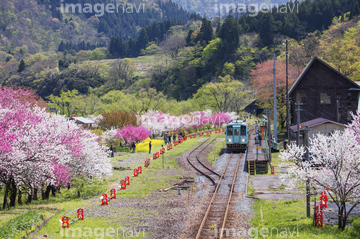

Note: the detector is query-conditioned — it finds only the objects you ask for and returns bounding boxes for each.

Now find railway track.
[195,152,243,239]
[186,138,220,185]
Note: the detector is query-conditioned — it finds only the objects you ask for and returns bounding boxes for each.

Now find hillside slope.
[0,0,191,53]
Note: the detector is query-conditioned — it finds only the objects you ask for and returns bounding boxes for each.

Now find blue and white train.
[225,121,249,152]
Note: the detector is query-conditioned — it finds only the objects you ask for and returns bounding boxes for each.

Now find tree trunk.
[33,188,38,200]
[2,184,9,210]
[41,190,46,200]
[44,185,52,199]
[51,185,56,197]
[338,204,344,229]
[18,189,22,205]
[341,201,347,229]
[9,180,17,207]
[27,188,32,204]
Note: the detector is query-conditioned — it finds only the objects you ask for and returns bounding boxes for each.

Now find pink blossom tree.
[115,125,151,152]
[0,87,112,208]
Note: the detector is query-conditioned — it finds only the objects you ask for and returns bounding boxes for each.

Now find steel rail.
[195,153,233,239]
[186,139,217,185]
[195,139,221,177]
[219,153,242,239]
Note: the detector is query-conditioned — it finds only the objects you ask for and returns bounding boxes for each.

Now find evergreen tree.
[259,13,275,46]
[18,59,26,73]
[195,17,214,45]
[218,15,241,54]
[350,1,360,19]
[186,29,194,46]
[137,28,149,51]
[58,41,65,52]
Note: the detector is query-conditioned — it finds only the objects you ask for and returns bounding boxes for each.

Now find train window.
[227,126,233,135]
[241,126,246,135]
[234,128,239,135]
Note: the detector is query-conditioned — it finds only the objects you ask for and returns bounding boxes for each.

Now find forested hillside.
[0,0,192,53]
[0,0,360,117]
[171,0,288,18]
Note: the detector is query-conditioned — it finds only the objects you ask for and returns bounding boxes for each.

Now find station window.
[234,128,239,135]
[227,126,233,135]
[320,93,331,104]
[296,93,307,104]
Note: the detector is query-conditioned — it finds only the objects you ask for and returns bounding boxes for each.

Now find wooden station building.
[288,57,360,126]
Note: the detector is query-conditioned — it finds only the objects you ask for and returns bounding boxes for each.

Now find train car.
[226,121,248,152]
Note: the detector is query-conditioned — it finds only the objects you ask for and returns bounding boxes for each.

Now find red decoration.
[121,180,126,190]
[133,168,138,177]
[320,191,328,208]
[144,158,150,167]
[316,205,324,227]
[101,194,108,205]
[125,176,130,185]
[77,208,84,220]
[138,166,142,174]
[62,216,69,228]
[110,188,116,199]
[271,166,275,175]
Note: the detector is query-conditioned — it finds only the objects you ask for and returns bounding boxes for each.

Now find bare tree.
[160,37,186,60]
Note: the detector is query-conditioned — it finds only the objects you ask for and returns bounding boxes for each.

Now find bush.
[0,210,41,239]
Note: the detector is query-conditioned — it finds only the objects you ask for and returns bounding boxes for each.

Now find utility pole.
[266,109,272,161]
[285,40,290,143]
[295,103,303,146]
[273,53,277,142]
[301,126,312,218]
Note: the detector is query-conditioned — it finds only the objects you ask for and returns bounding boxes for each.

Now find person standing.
[110,144,114,157]
[131,142,136,153]
[164,133,168,145]
[149,141,152,154]
[168,134,171,144]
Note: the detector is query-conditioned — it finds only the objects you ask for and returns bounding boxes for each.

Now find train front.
[226,122,248,152]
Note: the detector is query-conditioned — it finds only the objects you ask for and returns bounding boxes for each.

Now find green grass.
[97,54,170,77]
[207,139,225,164]
[265,152,296,175]
[247,185,255,197]
[251,198,360,238]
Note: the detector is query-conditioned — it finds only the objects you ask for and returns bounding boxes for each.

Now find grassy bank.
[251,197,360,238]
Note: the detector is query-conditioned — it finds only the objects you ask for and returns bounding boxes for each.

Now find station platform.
[246,135,269,175]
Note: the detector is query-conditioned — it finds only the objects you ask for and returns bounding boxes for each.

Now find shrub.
[0,210,41,239]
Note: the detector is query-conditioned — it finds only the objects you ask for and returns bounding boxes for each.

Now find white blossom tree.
[280,128,360,229]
